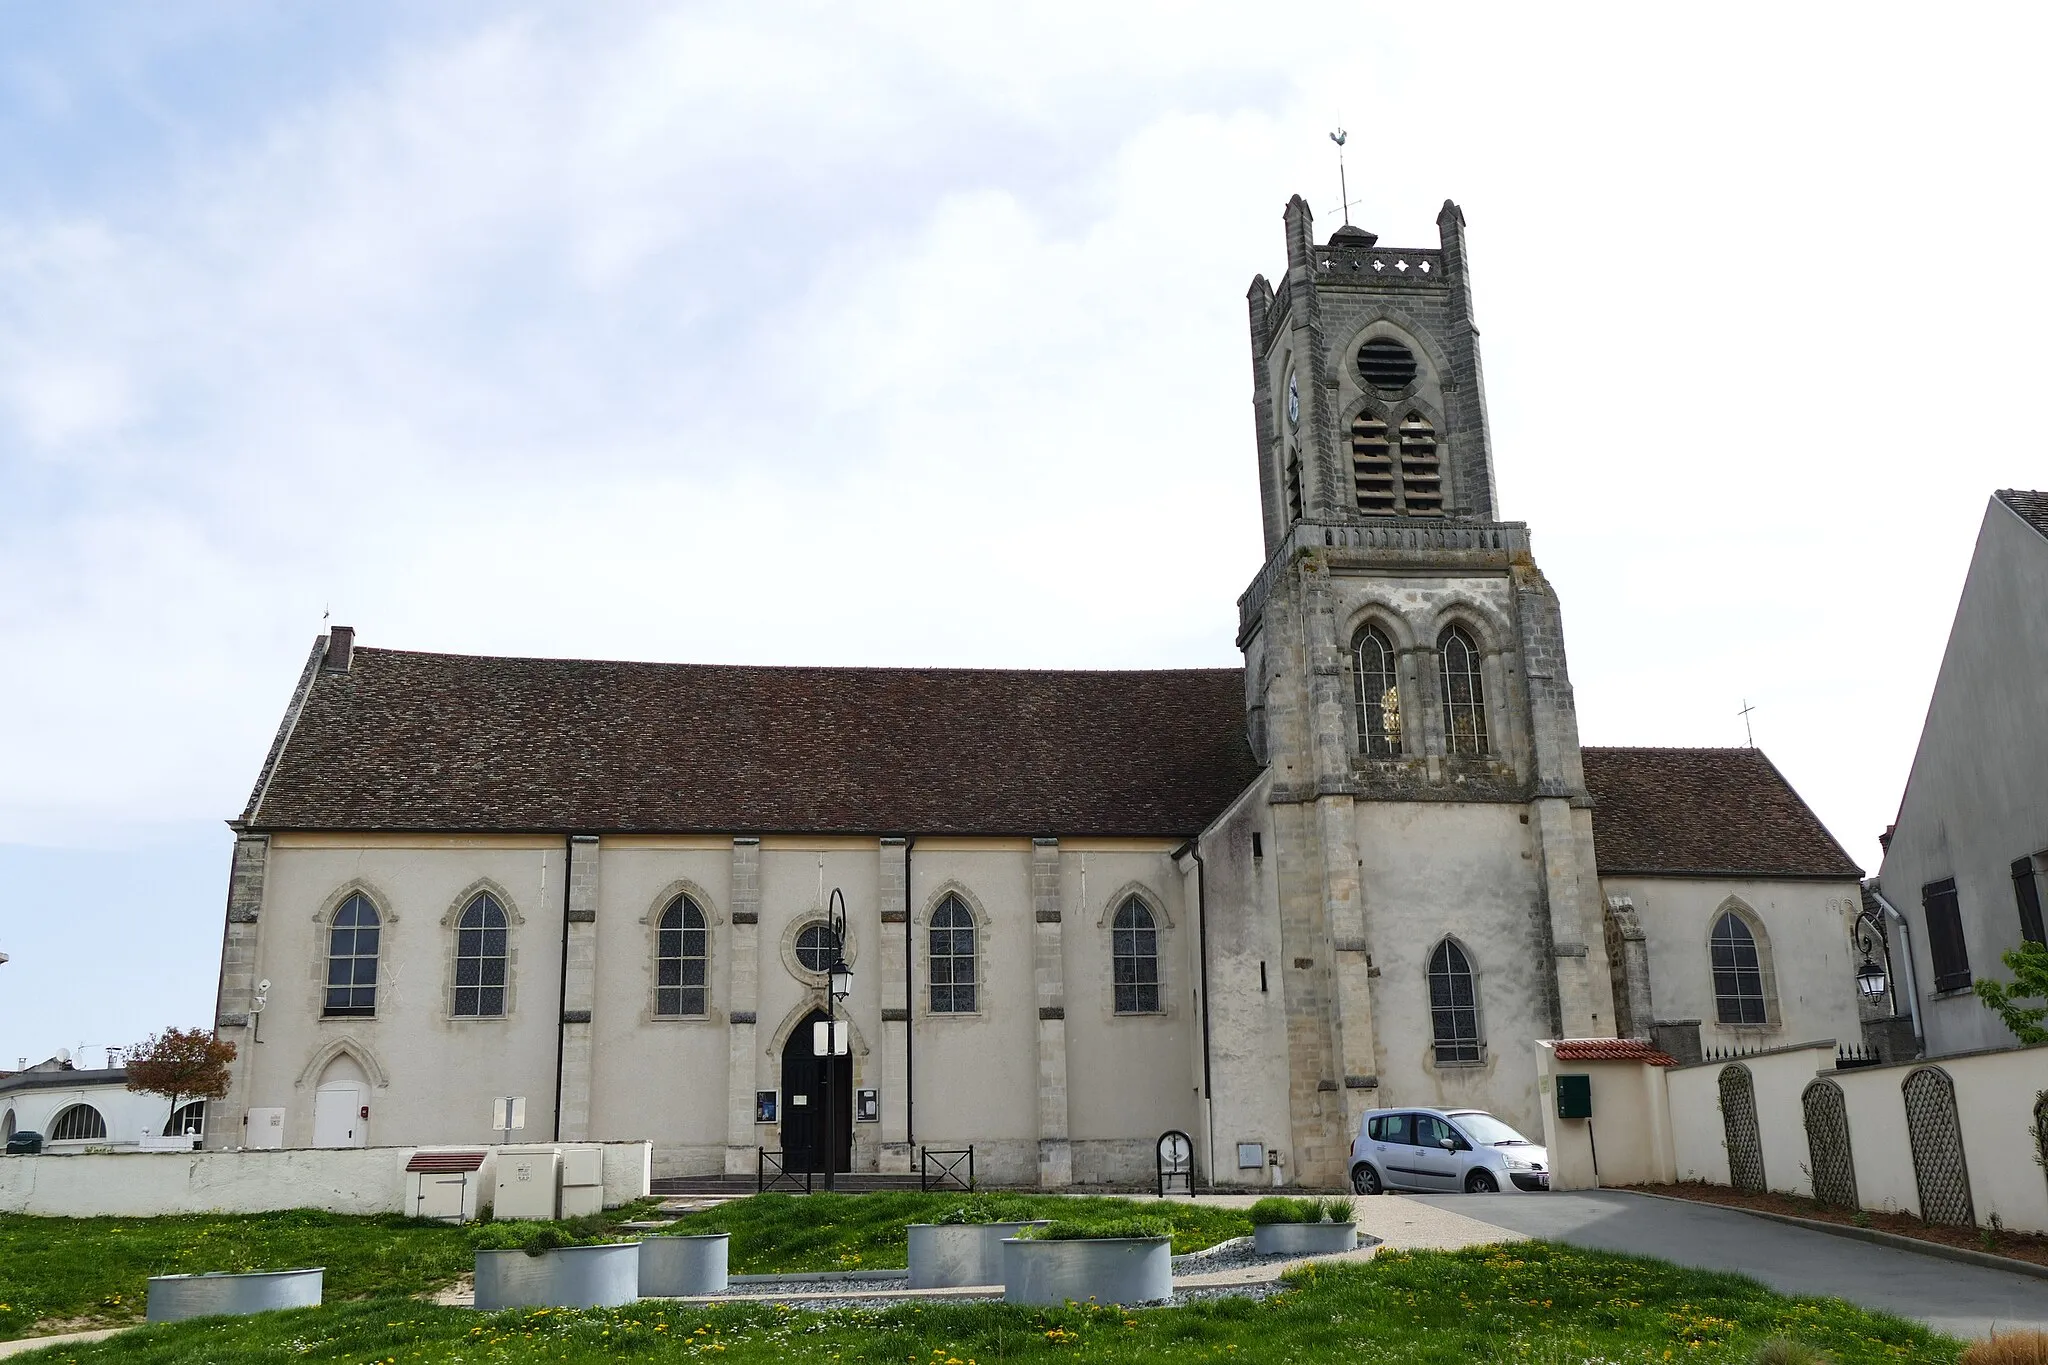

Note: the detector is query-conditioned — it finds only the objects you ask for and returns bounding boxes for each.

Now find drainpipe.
[1174,838,1215,1188]
[553,836,573,1141]
[904,835,916,1149]
[1867,885,1924,1047]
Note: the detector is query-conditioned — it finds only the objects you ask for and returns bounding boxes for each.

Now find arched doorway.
[313,1053,370,1148]
[779,1008,851,1174]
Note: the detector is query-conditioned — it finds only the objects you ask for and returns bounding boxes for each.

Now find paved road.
[1410,1189,2048,1341]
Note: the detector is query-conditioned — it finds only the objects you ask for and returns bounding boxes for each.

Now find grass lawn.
[662,1192,1252,1274]
[18,1243,1955,1363]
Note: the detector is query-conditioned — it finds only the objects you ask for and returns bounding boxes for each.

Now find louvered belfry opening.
[1397,413,1443,515]
[1356,336,1418,389]
[1351,412,1395,513]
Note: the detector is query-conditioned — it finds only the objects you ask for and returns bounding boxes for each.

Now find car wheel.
[1351,1163,1383,1196]
[1465,1168,1499,1194]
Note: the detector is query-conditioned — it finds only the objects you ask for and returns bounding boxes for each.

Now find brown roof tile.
[1581,746,1861,880]
[1551,1039,1679,1066]
[246,644,1262,837]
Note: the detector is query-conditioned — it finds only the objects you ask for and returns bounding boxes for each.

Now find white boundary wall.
[0,1141,651,1218]
[1538,1036,2048,1233]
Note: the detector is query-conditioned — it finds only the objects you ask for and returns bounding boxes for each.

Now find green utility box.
[1556,1073,1593,1119]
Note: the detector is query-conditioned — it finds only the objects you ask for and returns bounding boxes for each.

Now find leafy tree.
[1974,941,2048,1045]
[124,1027,237,1134]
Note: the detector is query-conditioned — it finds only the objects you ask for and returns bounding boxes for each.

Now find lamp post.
[821,888,853,1192]
[1851,905,1891,1007]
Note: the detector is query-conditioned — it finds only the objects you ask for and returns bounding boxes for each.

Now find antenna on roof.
[1738,699,1757,749]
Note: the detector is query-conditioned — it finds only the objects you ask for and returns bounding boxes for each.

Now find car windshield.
[1450,1111,1531,1146]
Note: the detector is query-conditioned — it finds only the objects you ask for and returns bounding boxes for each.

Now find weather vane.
[1329,127,1360,226]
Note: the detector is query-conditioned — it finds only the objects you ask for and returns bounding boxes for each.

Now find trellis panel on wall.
[1902,1067,1974,1227]
[1800,1078,1857,1209]
[1718,1065,1765,1194]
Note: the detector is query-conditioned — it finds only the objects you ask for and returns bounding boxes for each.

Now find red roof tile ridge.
[1551,1038,1679,1066]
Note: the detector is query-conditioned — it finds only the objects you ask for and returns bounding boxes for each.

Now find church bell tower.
[1227,197,1615,1188]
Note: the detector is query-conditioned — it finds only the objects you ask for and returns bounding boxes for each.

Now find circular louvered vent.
[1356,338,1418,391]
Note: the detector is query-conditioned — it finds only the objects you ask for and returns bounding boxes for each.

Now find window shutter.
[1922,880,1971,993]
[2013,859,2046,946]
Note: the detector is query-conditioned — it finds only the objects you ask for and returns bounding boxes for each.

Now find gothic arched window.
[929,895,977,1013]
[657,895,709,1017]
[1438,626,1490,756]
[1711,911,1769,1024]
[1427,940,1483,1064]
[324,892,381,1018]
[1113,898,1160,1014]
[452,892,509,1017]
[1396,412,1443,516]
[1353,625,1401,757]
[49,1104,107,1142]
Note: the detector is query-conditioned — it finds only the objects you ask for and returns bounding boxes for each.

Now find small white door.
[313,1084,365,1148]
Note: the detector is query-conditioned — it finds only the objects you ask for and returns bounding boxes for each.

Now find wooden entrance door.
[779,1009,852,1173]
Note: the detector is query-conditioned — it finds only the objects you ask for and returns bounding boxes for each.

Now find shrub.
[1024,1218,1170,1241]
[1248,1196,1354,1225]
[1963,1330,2048,1365]
[931,1196,1037,1225]
[1749,1340,1834,1365]
[467,1213,634,1258]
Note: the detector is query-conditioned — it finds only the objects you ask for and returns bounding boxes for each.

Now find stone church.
[208,198,1868,1189]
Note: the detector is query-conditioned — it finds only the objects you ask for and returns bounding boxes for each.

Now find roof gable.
[247,644,1263,837]
[1997,488,2048,541]
[1582,746,1861,880]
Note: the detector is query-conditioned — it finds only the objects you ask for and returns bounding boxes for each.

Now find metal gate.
[1801,1078,1858,1208]
[1902,1067,1974,1227]
[1719,1064,1766,1193]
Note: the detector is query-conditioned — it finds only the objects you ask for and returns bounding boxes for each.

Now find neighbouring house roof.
[1997,488,2048,540]
[1581,746,1862,880]
[1551,1039,1679,1066]
[244,643,1264,838]
[0,1067,127,1097]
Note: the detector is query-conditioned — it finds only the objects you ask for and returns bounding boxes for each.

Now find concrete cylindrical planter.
[908,1222,1051,1289]
[1001,1236,1172,1306]
[473,1243,641,1311]
[146,1268,324,1323]
[638,1233,730,1297]
[1252,1222,1358,1256]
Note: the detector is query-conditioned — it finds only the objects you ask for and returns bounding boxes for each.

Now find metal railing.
[757,1147,813,1194]
[919,1146,975,1193]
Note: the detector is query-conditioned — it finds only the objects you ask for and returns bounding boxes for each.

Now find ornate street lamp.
[1856,955,1888,999]
[820,888,853,1192]
[1850,905,1891,1005]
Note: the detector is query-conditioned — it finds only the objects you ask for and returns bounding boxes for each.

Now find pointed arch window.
[1428,940,1483,1064]
[929,895,977,1013]
[1113,898,1160,1014]
[1711,911,1768,1024]
[452,892,509,1017]
[1438,626,1490,756]
[1351,405,1443,517]
[1396,412,1443,516]
[657,895,709,1017]
[49,1104,107,1142]
[324,892,381,1017]
[1283,445,1304,523]
[1353,626,1402,757]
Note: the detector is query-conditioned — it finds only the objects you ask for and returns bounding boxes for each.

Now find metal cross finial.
[1329,128,1361,226]
[1737,699,1757,748]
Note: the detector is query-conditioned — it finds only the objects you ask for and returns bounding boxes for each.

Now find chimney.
[323,625,356,673]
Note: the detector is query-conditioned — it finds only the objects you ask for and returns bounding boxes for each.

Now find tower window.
[1437,626,1490,755]
[1350,409,1442,517]
[1356,337,1418,390]
[1283,446,1304,522]
[1353,626,1401,757]
[1351,412,1394,515]
[1397,413,1443,516]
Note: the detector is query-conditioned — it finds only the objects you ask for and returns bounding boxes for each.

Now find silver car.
[1348,1106,1550,1195]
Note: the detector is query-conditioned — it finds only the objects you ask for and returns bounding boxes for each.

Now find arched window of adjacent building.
[324,892,381,1017]
[657,895,709,1017]
[929,895,977,1013]
[2,1109,13,1141]
[1353,625,1402,757]
[1113,898,1160,1014]
[1438,626,1490,755]
[49,1104,106,1142]
[452,892,509,1018]
[170,1100,206,1137]
[1711,911,1769,1024]
[1427,939,1483,1064]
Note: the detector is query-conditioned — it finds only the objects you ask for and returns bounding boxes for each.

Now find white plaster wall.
[1666,1062,1733,1186]
[585,841,733,1167]
[0,1142,652,1217]
[228,837,567,1151]
[1,1078,188,1151]
[1533,1048,1674,1190]
[1604,876,1865,1053]
[1354,802,1552,1140]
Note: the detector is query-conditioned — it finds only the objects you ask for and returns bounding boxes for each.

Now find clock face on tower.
[1286,369,1300,429]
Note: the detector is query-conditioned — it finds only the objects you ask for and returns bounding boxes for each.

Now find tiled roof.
[1581,747,1862,880]
[246,644,1263,837]
[1552,1039,1678,1066]
[1997,489,2048,540]
[0,1067,126,1095]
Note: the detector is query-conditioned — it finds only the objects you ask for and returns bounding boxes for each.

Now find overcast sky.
[2,2,2042,1067]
